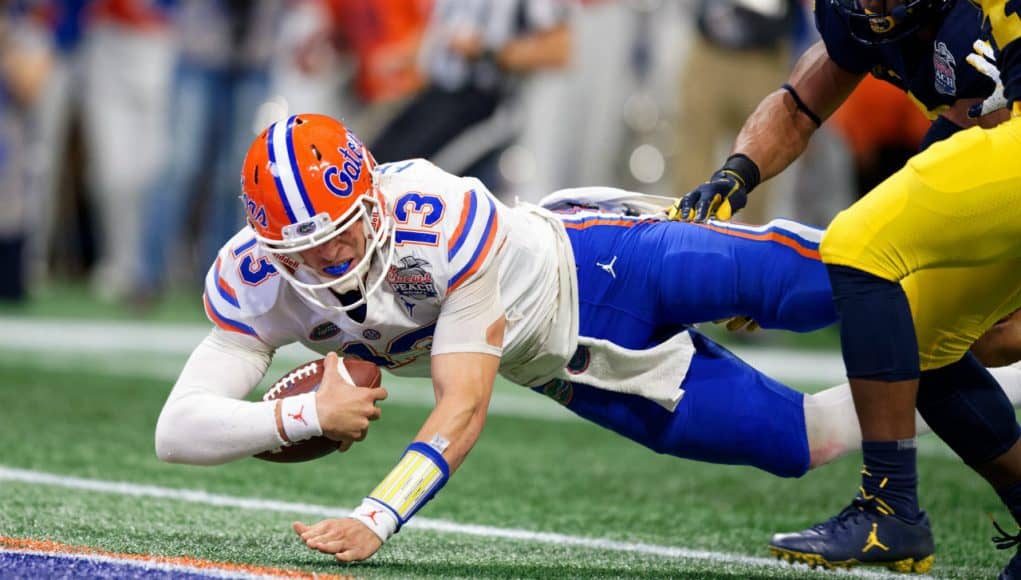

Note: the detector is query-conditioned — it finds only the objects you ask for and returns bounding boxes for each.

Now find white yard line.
[0,465,909,578]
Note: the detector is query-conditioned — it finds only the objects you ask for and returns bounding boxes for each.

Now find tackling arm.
[672,41,863,222]
[733,41,862,182]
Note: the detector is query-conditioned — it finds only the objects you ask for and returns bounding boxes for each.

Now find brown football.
[254,357,381,463]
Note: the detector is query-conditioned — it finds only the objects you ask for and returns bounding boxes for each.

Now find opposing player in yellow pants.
[768,1,1021,575]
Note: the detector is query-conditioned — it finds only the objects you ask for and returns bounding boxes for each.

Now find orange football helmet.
[240,114,394,311]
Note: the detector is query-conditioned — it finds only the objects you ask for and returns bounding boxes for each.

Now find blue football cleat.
[768,498,934,573]
[992,518,1021,580]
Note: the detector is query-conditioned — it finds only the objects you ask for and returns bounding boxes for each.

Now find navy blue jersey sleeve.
[814,0,879,74]
[939,2,998,100]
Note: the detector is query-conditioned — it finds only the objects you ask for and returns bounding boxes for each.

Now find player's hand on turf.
[315,352,387,443]
[293,518,383,562]
[966,40,1007,118]
[668,169,748,223]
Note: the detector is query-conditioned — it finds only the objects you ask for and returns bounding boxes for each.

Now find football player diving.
[156,114,1021,565]
[672,0,1021,574]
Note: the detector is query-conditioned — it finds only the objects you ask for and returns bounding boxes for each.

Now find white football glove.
[966,39,1007,118]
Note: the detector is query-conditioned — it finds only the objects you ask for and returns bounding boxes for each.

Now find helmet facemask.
[254,190,396,313]
[829,0,951,45]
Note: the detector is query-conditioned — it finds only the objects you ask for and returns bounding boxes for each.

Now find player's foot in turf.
[992,517,1021,580]
[768,497,934,573]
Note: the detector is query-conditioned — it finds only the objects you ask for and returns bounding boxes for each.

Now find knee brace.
[916,353,1021,466]
[826,264,920,381]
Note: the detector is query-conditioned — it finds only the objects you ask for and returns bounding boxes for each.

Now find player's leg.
[915,354,1021,472]
[817,123,1021,517]
[772,119,1021,572]
[673,219,837,332]
[801,262,1021,489]
[566,216,836,336]
[534,330,812,478]
[914,352,1021,574]
[817,120,1021,475]
[806,363,1021,469]
[558,219,834,477]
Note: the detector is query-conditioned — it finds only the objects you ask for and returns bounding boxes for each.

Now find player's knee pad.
[916,353,1021,466]
[826,264,920,381]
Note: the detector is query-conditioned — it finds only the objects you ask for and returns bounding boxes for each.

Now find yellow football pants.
[821,116,1021,369]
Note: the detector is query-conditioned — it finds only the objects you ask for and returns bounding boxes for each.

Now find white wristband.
[351,498,399,543]
[278,392,322,443]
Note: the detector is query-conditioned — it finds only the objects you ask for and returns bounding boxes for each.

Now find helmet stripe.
[284,117,317,217]
[266,119,300,224]
[268,116,316,224]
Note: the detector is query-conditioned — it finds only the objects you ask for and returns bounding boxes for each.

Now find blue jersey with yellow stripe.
[817,0,996,118]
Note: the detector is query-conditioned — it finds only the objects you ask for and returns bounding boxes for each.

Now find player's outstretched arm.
[293,335,505,562]
[294,197,508,561]
[670,41,862,222]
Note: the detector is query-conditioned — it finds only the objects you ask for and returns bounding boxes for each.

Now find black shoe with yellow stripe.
[768,497,934,573]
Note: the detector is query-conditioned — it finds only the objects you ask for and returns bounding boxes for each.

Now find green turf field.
[0,331,1016,580]
[0,291,1007,578]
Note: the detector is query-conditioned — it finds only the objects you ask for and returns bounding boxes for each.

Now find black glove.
[668,154,760,222]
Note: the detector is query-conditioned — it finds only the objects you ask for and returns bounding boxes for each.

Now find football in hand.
[254,357,381,463]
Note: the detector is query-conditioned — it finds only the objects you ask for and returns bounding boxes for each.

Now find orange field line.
[0,536,350,579]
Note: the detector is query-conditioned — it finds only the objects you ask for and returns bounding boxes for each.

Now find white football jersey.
[203,159,578,386]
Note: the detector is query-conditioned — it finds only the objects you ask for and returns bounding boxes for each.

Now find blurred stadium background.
[0,0,1006,578]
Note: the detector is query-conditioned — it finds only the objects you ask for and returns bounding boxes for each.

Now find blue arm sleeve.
[918,115,962,152]
[814,0,877,74]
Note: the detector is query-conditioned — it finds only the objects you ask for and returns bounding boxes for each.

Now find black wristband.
[720,153,761,193]
[781,83,823,128]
